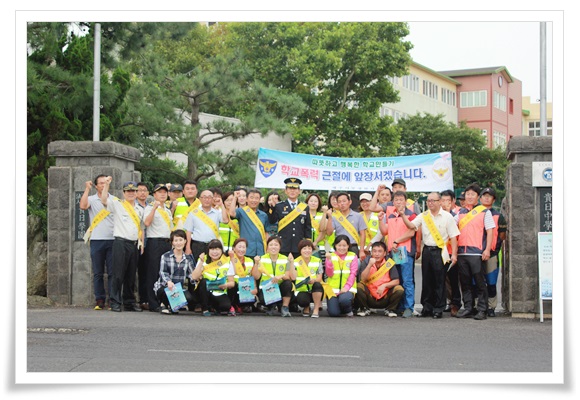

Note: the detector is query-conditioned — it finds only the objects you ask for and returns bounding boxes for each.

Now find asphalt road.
[27,303,552,375]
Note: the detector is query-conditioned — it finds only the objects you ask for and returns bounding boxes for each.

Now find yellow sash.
[423,211,451,264]
[158,207,173,231]
[242,206,267,252]
[278,202,307,231]
[258,265,285,279]
[178,198,201,226]
[332,211,360,244]
[232,256,248,277]
[120,200,143,240]
[296,258,314,280]
[310,213,320,232]
[321,282,336,299]
[190,208,220,239]
[458,205,487,231]
[83,209,111,243]
[365,258,395,285]
[423,211,445,248]
[228,219,240,236]
[362,212,378,246]
[203,255,230,274]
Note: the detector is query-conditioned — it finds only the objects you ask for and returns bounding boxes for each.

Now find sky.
[406,21,553,102]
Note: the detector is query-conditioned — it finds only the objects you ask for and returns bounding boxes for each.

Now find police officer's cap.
[170,184,183,192]
[392,178,406,188]
[458,192,465,200]
[284,177,302,188]
[123,181,138,191]
[153,183,169,193]
[481,187,496,198]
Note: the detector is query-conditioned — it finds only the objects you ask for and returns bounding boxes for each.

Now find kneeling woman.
[154,229,196,314]
[324,235,359,317]
[228,238,257,313]
[294,239,324,318]
[252,235,296,316]
[191,239,236,316]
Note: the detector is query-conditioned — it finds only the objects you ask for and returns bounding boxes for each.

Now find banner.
[255,148,453,192]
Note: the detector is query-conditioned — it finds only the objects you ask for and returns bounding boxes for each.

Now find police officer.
[267,177,312,258]
[100,178,145,312]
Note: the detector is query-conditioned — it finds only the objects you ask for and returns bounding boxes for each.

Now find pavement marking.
[148,349,360,359]
[27,327,89,334]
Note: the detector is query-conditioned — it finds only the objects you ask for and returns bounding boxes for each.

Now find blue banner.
[255,148,454,192]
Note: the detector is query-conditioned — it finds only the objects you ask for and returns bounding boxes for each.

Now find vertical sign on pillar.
[539,188,552,232]
[74,191,89,241]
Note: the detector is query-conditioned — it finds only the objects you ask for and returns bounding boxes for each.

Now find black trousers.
[420,245,447,314]
[446,261,462,308]
[137,248,147,304]
[156,285,194,310]
[190,240,210,262]
[195,279,231,313]
[144,238,171,310]
[295,282,324,308]
[110,238,139,308]
[458,255,488,313]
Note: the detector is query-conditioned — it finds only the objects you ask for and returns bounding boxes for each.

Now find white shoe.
[385,310,398,318]
[357,309,371,317]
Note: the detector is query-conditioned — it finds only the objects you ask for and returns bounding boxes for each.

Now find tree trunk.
[187,93,201,180]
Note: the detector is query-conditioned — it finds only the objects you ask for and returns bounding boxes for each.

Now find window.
[528,121,553,136]
[379,106,390,118]
[387,76,399,86]
[441,88,456,106]
[509,98,514,114]
[493,131,506,149]
[422,79,438,100]
[493,91,506,111]
[402,74,420,92]
[460,90,487,108]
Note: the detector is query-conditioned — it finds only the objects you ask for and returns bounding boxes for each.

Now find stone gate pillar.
[504,136,552,318]
[47,141,141,306]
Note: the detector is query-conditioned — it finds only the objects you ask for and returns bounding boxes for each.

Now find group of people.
[80,173,505,320]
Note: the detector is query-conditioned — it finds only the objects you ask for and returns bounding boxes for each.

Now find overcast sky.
[406,21,553,102]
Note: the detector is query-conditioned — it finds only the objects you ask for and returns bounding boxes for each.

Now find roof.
[411,61,462,85]
[438,66,515,83]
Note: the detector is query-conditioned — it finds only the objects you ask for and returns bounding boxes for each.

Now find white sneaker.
[385,310,398,317]
[357,309,371,317]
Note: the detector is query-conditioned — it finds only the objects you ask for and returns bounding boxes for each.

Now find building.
[438,66,523,149]
[522,96,553,137]
[382,61,460,125]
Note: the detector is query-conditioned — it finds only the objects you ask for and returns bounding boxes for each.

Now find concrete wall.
[504,136,552,318]
[47,141,141,305]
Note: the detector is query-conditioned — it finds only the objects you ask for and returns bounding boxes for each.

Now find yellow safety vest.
[326,252,357,294]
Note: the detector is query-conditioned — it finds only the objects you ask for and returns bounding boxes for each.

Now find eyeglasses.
[200,195,213,199]
[426,199,440,203]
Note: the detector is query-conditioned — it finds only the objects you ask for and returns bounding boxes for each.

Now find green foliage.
[224,22,413,158]
[117,28,306,182]
[397,113,509,194]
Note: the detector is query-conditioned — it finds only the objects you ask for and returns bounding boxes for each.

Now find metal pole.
[540,22,547,137]
[93,23,101,141]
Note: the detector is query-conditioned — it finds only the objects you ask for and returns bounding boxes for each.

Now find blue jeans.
[396,256,416,310]
[90,240,114,302]
[326,292,354,317]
